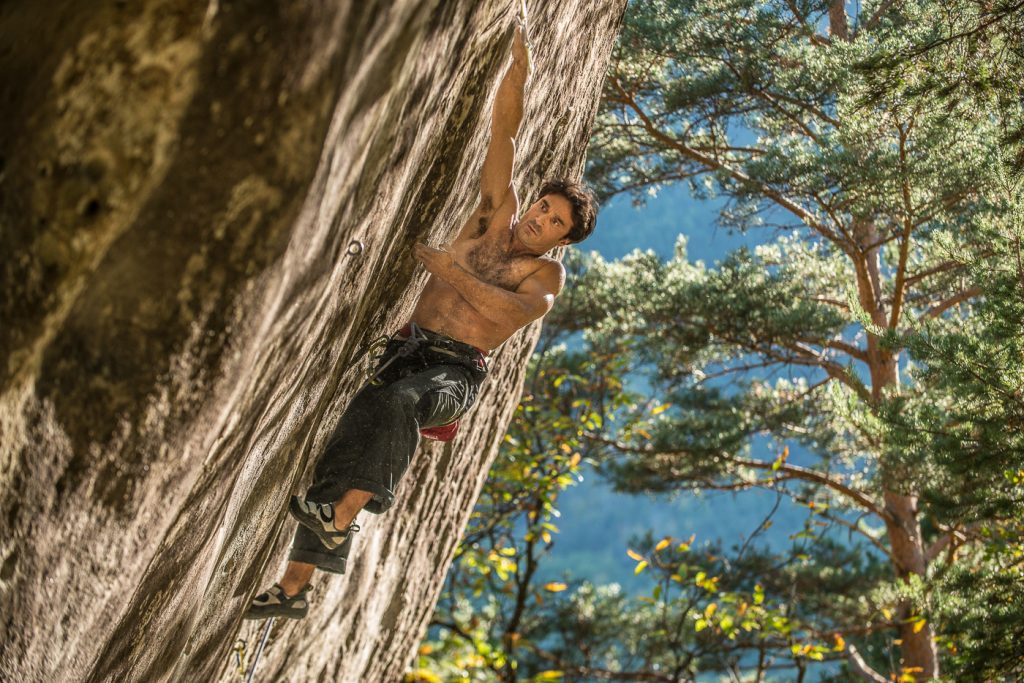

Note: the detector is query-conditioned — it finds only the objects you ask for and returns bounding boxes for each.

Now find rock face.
[0,1,625,681]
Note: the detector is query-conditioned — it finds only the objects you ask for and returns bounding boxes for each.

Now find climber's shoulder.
[519,256,565,295]
[456,185,519,243]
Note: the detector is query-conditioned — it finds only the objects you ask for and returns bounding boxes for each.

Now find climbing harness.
[347,323,488,441]
[366,322,430,385]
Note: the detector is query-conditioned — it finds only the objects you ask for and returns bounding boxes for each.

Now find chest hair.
[464,239,527,291]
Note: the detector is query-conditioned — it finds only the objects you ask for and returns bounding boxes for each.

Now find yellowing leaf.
[704,603,717,618]
[627,549,644,562]
[569,453,581,467]
[913,619,927,634]
[882,608,893,620]
[833,634,846,651]
[405,668,442,683]
[541,531,552,544]
[544,582,568,592]
[652,403,672,415]
[634,560,648,575]
[771,446,790,471]
[534,671,564,682]
[560,443,572,454]
[655,538,671,552]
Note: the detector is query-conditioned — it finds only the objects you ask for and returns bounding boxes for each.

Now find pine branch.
[790,336,870,363]
[901,0,1024,59]
[759,88,841,130]
[889,123,918,329]
[732,456,890,521]
[847,644,889,683]
[771,342,873,403]
[858,0,899,35]
[925,521,986,563]
[584,432,888,520]
[921,287,982,319]
[903,259,971,287]
[608,77,846,248]
[784,0,832,46]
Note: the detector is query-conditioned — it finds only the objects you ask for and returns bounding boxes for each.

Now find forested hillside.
[417,1,1024,681]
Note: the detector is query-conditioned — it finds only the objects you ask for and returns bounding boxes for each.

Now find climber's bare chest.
[453,232,533,291]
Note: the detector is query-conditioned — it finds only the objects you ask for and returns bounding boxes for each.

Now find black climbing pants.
[288,327,487,574]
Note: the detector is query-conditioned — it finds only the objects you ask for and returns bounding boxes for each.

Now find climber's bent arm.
[456,25,531,243]
[413,243,563,329]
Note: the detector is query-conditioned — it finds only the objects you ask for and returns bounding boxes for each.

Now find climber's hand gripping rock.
[512,11,532,79]
[414,242,456,278]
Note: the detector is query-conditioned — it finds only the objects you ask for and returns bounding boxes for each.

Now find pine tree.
[575,0,1021,679]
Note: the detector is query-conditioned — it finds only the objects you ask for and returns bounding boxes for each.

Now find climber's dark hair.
[536,178,598,244]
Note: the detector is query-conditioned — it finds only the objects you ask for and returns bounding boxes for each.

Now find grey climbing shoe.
[289,495,360,550]
[244,583,310,620]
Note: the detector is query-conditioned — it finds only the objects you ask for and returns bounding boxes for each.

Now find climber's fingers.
[414,242,456,278]
[512,20,532,78]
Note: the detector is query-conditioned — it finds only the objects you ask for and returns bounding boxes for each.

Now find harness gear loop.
[367,322,428,385]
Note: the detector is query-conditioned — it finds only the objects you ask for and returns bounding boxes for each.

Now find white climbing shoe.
[244,583,310,620]
[288,495,359,550]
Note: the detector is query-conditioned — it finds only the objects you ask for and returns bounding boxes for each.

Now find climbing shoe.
[243,583,310,620]
[289,495,360,550]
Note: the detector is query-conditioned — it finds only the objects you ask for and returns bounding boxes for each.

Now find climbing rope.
[244,617,274,683]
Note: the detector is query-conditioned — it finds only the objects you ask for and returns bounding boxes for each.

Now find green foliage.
[414,320,887,681]
[582,0,1024,678]
[876,176,1024,678]
[412,336,641,682]
[855,0,1024,174]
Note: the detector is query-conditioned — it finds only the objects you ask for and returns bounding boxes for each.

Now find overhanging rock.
[0,1,626,681]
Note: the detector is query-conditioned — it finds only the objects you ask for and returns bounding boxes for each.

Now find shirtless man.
[246,15,597,620]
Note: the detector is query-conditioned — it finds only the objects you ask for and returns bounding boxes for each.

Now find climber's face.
[514,193,574,253]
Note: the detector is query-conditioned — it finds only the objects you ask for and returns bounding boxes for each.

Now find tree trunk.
[854,219,940,680]
[0,1,627,681]
[832,0,938,671]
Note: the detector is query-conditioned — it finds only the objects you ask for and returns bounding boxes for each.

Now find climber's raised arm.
[456,23,531,243]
